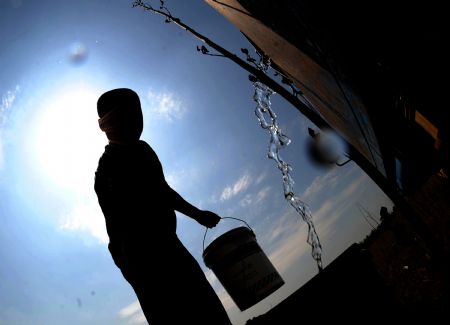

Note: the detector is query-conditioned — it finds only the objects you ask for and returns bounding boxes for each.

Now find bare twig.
[132,1,322,128]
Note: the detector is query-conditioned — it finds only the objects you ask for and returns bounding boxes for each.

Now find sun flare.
[30,85,106,192]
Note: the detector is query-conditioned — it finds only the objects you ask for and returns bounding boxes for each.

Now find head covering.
[97,88,143,143]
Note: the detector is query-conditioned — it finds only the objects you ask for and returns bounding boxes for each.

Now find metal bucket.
[203,224,284,311]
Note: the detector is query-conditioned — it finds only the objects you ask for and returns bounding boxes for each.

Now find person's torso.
[95,140,177,246]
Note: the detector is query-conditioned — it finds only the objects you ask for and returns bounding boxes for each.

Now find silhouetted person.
[94,88,232,324]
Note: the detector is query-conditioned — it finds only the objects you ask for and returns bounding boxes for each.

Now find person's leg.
[119,262,170,324]
[165,238,232,324]
[119,241,232,325]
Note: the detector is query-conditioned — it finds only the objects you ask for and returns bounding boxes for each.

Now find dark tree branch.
[197,45,226,57]
[133,1,324,128]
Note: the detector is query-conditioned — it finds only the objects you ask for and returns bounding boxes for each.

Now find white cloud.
[255,186,271,204]
[146,89,185,122]
[239,185,271,207]
[0,85,20,170]
[119,300,147,324]
[129,312,148,324]
[300,167,340,203]
[311,200,340,237]
[0,85,19,120]
[165,166,200,194]
[268,223,309,274]
[262,207,298,245]
[220,173,251,201]
[119,301,142,318]
[313,171,367,238]
[59,200,109,244]
[0,138,4,171]
[165,172,179,189]
[239,194,253,207]
[254,171,267,185]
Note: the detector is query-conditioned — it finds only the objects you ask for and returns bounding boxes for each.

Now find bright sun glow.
[30,85,106,193]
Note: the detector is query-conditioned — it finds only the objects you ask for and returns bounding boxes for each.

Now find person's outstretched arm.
[168,186,220,228]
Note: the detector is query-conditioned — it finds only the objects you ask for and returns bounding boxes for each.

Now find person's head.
[97,88,143,144]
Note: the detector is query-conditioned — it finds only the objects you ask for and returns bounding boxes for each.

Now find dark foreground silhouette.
[94,88,231,324]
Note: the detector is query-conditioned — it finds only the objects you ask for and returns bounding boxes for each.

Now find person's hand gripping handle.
[194,210,221,228]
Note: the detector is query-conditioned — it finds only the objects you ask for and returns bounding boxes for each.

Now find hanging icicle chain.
[252,54,323,271]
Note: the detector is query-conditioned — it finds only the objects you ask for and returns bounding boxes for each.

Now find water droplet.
[315,129,346,164]
[69,42,88,65]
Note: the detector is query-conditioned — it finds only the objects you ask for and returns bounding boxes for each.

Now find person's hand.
[195,210,221,228]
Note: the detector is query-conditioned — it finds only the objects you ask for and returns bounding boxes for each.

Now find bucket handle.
[202,216,253,253]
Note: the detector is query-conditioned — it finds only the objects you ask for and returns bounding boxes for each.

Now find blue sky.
[0,1,393,324]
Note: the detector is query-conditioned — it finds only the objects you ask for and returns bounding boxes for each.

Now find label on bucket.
[217,250,284,311]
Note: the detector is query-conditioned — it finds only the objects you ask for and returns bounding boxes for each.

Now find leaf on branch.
[164,18,171,23]
[160,0,165,9]
[281,76,291,85]
[200,45,209,54]
[296,89,304,96]
[247,57,256,63]
[197,45,210,55]
[248,75,258,82]
[241,48,249,54]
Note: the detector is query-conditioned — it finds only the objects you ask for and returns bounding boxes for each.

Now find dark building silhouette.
[206,0,449,194]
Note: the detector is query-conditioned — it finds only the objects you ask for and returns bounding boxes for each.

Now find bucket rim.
[202,226,255,258]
